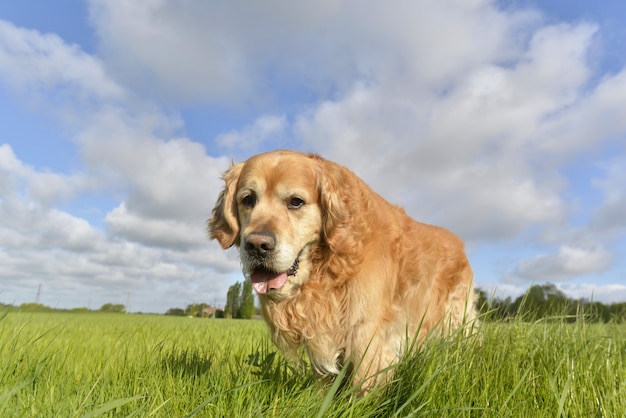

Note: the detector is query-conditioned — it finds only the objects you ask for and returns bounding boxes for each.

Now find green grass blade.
[392,367,443,417]
[0,378,33,404]
[557,367,573,417]
[316,361,351,418]
[79,395,144,418]
[184,379,267,418]
[148,398,171,416]
[500,367,530,413]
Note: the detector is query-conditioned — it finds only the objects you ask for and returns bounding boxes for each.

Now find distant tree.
[474,289,514,321]
[19,303,51,311]
[240,280,255,319]
[225,282,242,319]
[185,303,208,317]
[609,303,626,323]
[475,282,626,323]
[223,281,258,319]
[99,303,126,313]
[584,301,612,322]
[511,284,568,320]
[476,289,489,316]
[165,308,185,316]
[495,296,514,319]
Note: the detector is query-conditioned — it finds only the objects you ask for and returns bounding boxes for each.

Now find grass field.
[1,311,624,417]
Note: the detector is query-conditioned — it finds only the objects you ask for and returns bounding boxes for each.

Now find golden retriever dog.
[209,149,476,390]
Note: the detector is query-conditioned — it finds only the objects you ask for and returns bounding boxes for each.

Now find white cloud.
[559,282,626,305]
[536,71,626,158]
[591,158,626,233]
[0,144,90,205]
[512,245,613,281]
[0,148,239,312]
[86,0,534,105]
[0,19,123,101]
[0,21,238,312]
[0,194,101,252]
[216,115,288,153]
[75,109,232,251]
[106,202,206,250]
[88,0,254,103]
[294,74,572,240]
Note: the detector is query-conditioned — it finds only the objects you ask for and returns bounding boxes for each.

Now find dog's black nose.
[245,232,276,257]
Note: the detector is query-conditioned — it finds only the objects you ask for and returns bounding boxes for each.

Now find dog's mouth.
[249,255,300,295]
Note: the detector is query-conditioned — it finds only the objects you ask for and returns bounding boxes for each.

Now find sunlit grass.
[1,310,624,416]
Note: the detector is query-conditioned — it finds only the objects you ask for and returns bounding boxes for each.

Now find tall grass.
[1,310,624,416]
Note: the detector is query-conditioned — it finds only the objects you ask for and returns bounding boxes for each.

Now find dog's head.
[209,150,349,299]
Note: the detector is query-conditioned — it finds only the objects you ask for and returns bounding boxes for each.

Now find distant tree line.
[165,303,223,318]
[4,282,624,322]
[164,280,256,319]
[0,303,127,313]
[477,283,626,323]
[99,303,126,313]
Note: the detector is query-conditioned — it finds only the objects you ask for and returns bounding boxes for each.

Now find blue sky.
[1,0,625,313]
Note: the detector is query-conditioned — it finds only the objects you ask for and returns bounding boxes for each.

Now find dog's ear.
[317,158,353,252]
[314,155,364,281]
[208,162,243,249]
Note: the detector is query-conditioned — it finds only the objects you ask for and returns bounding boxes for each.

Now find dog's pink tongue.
[250,271,288,294]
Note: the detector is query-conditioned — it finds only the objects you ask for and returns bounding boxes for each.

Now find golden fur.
[209,149,476,390]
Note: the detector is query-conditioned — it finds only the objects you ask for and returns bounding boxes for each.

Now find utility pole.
[35,284,41,304]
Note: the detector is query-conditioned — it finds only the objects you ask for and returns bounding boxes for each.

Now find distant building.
[203,307,218,318]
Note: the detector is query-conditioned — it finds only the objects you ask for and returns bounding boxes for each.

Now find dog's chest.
[303,331,344,376]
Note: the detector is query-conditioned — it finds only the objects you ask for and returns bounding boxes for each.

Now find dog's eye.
[242,194,256,208]
[288,197,305,209]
